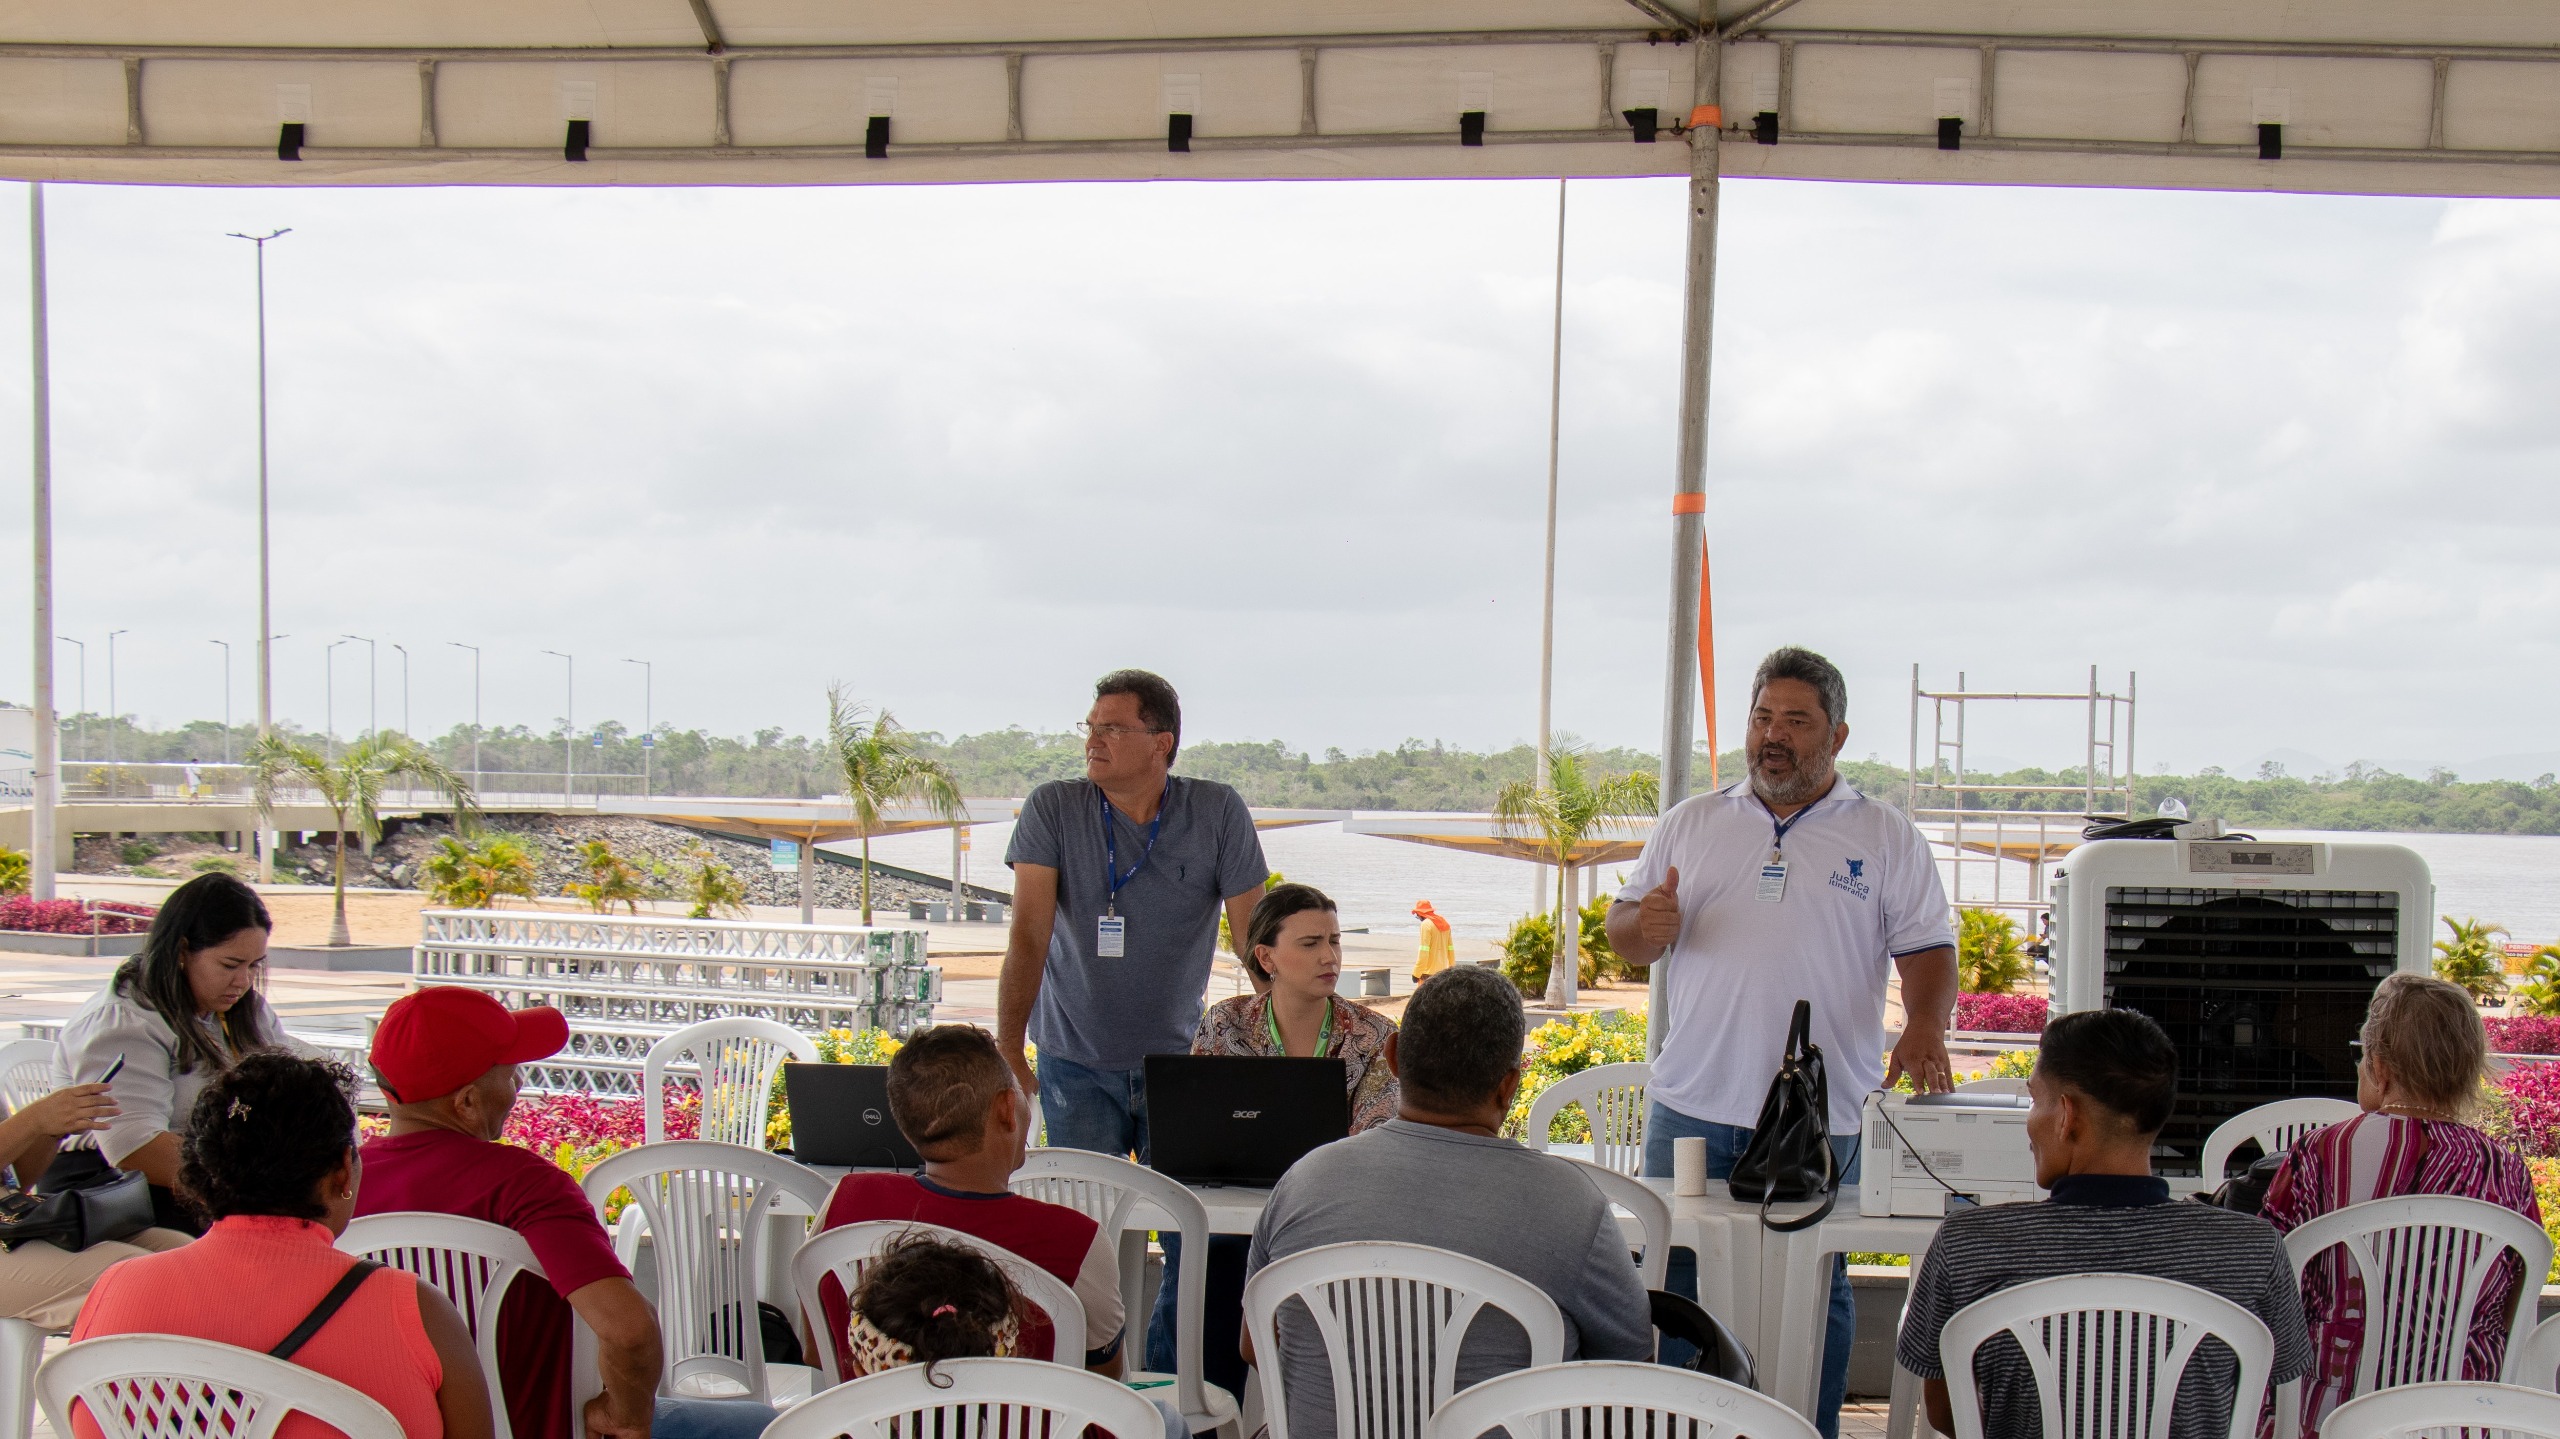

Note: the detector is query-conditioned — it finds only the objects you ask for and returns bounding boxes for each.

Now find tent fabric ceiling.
[3,0,2560,194]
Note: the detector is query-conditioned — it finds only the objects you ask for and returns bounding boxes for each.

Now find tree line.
[32,711,2560,834]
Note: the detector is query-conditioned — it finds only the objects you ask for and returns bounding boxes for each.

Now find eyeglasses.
[1075,722,1163,742]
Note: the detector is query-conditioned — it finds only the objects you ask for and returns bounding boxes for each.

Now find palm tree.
[421,834,538,911]
[1494,751,1658,1007]
[250,732,480,947]
[677,844,750,920]
[1958,908,2032,993]
[568,840,656,914]
[825,686,966,925]
[2433,915,2510,1003]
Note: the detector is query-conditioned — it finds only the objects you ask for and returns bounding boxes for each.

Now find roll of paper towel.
[1672,1136,1708,1196]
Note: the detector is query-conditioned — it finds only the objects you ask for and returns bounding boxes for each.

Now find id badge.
[1097,915,1127,958]
[1755,858,1789,903]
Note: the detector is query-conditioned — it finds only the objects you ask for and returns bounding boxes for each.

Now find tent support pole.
[1651,38,1723,1061]
[27,184,55,900]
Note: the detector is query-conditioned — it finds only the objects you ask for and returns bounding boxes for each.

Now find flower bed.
[0,897,155,936]
[2488,1016,2560,1056]
[1504,1010,1649,1143]
[1954,992,2047,1035]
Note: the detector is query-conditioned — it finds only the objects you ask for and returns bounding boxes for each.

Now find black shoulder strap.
[270,1259,381,1362]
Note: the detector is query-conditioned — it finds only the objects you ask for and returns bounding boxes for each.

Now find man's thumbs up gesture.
[1637,866,1683,950]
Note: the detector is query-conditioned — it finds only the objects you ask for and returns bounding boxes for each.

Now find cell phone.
[98,1056,126,1086]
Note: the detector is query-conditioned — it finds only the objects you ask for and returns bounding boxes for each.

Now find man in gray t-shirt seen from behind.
[998,668,1269,1162]
[1245,967,1654,1439]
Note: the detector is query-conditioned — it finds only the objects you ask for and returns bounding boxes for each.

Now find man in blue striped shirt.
[1896,1009,2313,1439]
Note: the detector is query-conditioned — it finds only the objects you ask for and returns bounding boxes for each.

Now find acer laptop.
[1144,1054,1349,1187]
[783,1063,922,1170]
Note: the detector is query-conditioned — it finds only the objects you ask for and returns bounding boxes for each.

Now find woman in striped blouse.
[2261,972,2540,1439]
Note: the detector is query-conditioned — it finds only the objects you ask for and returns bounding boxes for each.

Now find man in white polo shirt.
[1607,645,1957,1439]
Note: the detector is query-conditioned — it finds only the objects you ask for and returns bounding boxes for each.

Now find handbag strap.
[1784,999,1813,1060]
[271,1260,382,1362]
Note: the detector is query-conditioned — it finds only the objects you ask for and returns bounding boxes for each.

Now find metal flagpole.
[1652,33,1727,1060]
[27,184,55,901]
[1537,177,1580,1010]
[228,226,289,881]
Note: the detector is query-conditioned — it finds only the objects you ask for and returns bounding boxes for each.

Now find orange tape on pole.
[1671,493,1705,514]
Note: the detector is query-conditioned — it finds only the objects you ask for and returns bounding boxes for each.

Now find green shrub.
[117,839,158,867]
[1503,1009,1649,1141]
[1958,908,2031,993]
[0,848,27,897]
[1500,894,1627,998]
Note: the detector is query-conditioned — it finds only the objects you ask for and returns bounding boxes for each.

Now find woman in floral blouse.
[1145,883,1401,1397]
[1192,883,1400,1132]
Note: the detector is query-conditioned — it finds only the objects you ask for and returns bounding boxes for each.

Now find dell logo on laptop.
[1231,1109,1261,1119]
[862,1108,884,1127]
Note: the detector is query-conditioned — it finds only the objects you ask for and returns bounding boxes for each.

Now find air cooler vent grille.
[2102,886,2398,1176]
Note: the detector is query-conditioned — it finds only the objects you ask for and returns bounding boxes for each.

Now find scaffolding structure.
[1907,665,2138,929]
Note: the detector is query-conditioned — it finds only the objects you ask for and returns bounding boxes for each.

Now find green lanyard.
[1266,998,1335,1057]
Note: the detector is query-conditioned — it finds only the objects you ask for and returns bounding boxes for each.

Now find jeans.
[652,1397,778,1439]
[1642,1103,1862,1439]
[1039,1052,1151,1162]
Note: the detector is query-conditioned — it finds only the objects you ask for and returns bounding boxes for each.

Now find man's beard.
[1749,747,1834,807]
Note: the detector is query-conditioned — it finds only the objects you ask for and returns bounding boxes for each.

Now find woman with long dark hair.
[50,872,290,1231]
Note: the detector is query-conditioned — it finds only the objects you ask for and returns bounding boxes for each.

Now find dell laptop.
[783,1063,922,1170]
[1144,1054,1350,1187]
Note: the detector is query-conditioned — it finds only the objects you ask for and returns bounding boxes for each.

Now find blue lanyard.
[1100,778,1172,915]
[1757,796,1814,859]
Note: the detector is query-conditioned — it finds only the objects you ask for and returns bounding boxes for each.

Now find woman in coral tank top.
[72,1052,491,1439]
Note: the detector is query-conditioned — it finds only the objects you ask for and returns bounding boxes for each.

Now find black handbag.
[1728,999,1840,1232]
[0,1169,154,1252]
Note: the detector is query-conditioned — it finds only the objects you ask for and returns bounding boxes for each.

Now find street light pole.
[391,643,409,737]
[28,184,56,900]
[624,658,651,797]
[228,227,289,881]
[208,640,232,764]
[445,642,480,789]
[105,629,127,798]
[341,634,374,739]
[542,650,574,806]
[325,639,347,760]
[57,637,83,763]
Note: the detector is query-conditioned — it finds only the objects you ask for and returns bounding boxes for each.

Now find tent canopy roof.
[5,0,2558,194]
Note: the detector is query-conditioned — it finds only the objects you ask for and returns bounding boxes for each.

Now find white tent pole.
[1535,177,1565,793]
[1652,35,1725,1060]
[27,183,56,901]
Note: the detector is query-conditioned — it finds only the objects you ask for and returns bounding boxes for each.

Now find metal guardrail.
[419,911,928,967]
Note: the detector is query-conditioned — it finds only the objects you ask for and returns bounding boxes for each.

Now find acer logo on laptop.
[1231,1109,1261,1120]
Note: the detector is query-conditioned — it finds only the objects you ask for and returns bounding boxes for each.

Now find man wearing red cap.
[359,987,775,1439]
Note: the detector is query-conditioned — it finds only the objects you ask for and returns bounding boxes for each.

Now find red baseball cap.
[370,987,569,1103]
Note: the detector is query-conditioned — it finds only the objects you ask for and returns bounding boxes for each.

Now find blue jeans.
[653,1398,777,1439]
[1039,1052,1151,1162]
[1642,1103,1861,1439]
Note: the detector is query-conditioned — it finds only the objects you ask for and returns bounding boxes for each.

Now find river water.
[853,820,2560,946]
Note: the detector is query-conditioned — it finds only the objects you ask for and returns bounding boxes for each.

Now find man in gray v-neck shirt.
[1244,969,1654,1439]
[998,669,1269,1162]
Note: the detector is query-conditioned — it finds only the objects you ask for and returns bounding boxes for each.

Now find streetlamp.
[624,658,652,797]
[56,636,83,763]
[208,640,232,765]
[105,629,127,798]
[227,227,289,883]
[325,638,348,760]
[446,642,481,789]
[390,642,409,737]
[542,650,574,806]
[341,634,375,738]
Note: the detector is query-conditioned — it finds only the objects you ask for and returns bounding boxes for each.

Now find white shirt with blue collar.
[1617,777,1954,1134]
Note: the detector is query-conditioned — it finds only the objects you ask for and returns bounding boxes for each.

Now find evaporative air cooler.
[2048,837,2433,1177]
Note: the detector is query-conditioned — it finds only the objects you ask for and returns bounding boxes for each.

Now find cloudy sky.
[0,173,2552,779]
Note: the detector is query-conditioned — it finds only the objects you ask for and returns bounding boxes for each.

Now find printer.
[1859,1091,2046,1217]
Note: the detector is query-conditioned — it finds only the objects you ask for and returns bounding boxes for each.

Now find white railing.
[419,910,927,967]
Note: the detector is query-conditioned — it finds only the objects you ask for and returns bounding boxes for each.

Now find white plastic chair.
[1425,1361,1821,1439]
[1522,1062,1651,1176]
[762,1356,1170,1439]
[1559,1156,1673,1290]
[790,1220,1086,1379]
[2199,1097,2360,1183]
[1939,1272,2276,1439]
[1241,1240,1566,1439]
[0,1041,60,1116]
[2283,1195,2553,1399]
[340,1211,584,1439]
[1012,1146,1237,1434]
[37,1334,403,1439]
[643,1018,820,1148]
[583,1140,833,1405]
[2320,1381,2560,1439]
[0,1318,44,1439]
[2514,1314,2560,1393]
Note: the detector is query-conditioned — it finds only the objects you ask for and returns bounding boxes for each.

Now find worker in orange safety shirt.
[1411,900,1455,981]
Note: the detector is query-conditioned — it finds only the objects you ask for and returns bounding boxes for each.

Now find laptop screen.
[1144,1054,1350,1186]
[782,1063,922,1170]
